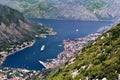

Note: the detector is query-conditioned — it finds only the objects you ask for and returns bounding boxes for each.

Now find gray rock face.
[1,0,120,21]
[0,4,35,45]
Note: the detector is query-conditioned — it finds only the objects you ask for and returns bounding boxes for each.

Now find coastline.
[39,33,101,69]
[35,28,57,38]
[0,40,35,66]
[39,23,114,69]
[0,27,56,66]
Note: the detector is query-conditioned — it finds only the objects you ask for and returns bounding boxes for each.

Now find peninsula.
[39,24,114,69]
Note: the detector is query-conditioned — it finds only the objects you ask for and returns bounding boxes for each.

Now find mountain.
[0,1,120,80]
[24,1,97,20]
[34,23,120,80]
[1,0,120,21]
[0,4,47,51]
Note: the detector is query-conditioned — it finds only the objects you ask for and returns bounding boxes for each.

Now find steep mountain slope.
[1,0,120,21]
[0,4,47,50]
[39,23,120,80]
[25,1,97,20]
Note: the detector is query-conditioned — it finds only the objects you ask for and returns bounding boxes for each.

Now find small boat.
[41,45,45,51]
[39,60,48,69]
[58,45,62,47]
[76,29,79,32]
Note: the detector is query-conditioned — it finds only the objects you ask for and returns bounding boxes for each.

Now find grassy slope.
[43,24,120,80]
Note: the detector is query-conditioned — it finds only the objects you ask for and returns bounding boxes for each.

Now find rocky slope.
[35,22,120,80]
[1,0,120,21]
[24,1,98,20]
[0,4,47,51]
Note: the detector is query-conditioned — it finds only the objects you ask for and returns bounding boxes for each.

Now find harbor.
[39,33,101,69]
[1,19,112,70]
[39,25,113,69]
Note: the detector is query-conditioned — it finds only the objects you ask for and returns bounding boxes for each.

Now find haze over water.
[2,19,112,70]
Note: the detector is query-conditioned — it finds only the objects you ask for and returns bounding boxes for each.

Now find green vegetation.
[0,43,10,52]
[2,0,119,20]
[39,24,120,80]
[0,5,24,26]
[25,1,52,18]
[0,4,49,53]
[0,54,3,58]
[82,0,107,11]
[32,23,49,34]
[16,0,38,3]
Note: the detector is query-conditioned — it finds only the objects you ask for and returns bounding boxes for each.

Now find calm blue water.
[2,19,112,70]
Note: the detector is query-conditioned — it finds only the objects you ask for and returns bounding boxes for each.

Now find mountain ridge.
[1,0,120,21]
[0,4,48,51]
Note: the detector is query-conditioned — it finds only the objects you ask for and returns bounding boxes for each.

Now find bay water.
[2,19,112,70]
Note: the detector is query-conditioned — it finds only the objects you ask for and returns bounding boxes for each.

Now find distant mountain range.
[1,0,120,21]
[0,1,120,80]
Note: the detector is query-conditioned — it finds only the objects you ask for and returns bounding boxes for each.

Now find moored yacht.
[41,45,45,51]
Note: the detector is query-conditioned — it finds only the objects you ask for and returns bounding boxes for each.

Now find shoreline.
[0,21,115,69]
[39,23,114,69]
[0,40,35,66]
[35,28,57,38]
[39,33,101,69]
[0,27,56,66]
